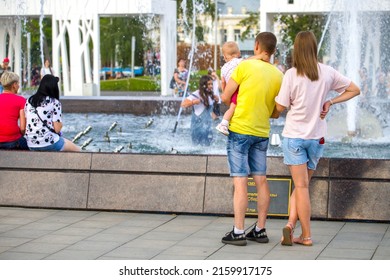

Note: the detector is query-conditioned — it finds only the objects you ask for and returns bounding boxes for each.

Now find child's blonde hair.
[222,42,241,59]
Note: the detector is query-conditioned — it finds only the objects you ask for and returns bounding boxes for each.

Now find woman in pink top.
[274,31,360,246]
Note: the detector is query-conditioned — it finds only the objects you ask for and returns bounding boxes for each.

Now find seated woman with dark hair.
[0,72,29,150]
[24,74,80,152]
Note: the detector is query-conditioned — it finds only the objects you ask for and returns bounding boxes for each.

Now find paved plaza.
[0,206,388,260]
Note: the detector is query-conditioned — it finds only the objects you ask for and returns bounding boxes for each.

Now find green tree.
[176,0,214,42]
[274,14,327,52]
[23,17,52,67]
[100,17,147,67]
[238,11,260,41]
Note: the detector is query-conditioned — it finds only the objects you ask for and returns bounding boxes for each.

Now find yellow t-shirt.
[229,60,283,137]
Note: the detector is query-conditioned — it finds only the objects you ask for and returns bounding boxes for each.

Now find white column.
[159,0,177,96]
[214,0,218,70]
[226,24,234,42]
[0,19,22,79]
[71,16,84,95]
[13,20,22,80]
[93,13,100,96]
[0,19,6,60]
[27,33,31,87]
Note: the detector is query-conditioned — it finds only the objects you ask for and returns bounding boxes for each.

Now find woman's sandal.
[281,224,294,246]
[293,236,313,246]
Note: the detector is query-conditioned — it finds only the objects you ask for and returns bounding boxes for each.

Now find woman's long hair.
[28,74,60,108]
[198,75,213,107]
[293,31,319,81]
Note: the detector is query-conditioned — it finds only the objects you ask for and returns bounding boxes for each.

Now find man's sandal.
[293,236,313,246]
[281,224,294,246]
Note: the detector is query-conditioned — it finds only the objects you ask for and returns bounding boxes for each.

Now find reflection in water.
[62,113,390,159]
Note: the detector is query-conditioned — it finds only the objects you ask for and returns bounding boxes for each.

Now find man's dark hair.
[256,32,277,55]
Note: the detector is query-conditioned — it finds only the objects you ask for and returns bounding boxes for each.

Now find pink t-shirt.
[221,57,242,82]
[275,63,351,139]
[0,93,26,142]
[221,58,242,105]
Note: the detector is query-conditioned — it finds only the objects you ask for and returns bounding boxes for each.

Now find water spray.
[317,0,337,55]
[39,0,45,66]
[173,0,197,133]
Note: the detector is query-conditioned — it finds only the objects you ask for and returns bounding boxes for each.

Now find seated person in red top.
[0,72,28,150]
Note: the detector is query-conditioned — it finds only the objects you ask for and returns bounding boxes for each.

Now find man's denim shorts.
[227,131,269,177]
[29,137,65,152]
[282,137,325,170]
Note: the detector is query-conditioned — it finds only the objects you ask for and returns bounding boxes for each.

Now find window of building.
[234,29,241,41]
[222,29,227,42]
[288,0,294,4]
[248,29,256,39]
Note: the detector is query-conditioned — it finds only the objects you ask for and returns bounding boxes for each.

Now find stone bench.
[0,150,389,221]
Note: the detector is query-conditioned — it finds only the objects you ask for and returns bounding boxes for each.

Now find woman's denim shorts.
[29,137,65,152]
[282,137,325,170]
[227,131,269,176]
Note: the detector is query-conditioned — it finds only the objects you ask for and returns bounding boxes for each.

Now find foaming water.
[325,0,390,136]
[62,113,390,159]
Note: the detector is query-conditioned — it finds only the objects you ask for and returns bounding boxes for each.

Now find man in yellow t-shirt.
[220,32,283,246]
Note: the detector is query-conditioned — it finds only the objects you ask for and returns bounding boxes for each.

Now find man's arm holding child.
[221,78,238,106]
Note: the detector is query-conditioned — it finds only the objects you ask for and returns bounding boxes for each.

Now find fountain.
[3,0,387,157]
[261,0,390,156]
[323,0,390,142]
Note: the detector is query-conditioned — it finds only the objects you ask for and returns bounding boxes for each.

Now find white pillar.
[0,19,6,60]
[13,21,22,79]
[160,0,177,96]
[0,19,22,79]
[93,13,100,96]
[226,24,234,42]
[27,33,31,87]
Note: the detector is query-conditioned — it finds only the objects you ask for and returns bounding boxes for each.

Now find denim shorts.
[0,136,28,150]
[29,137,65,152]
[282,137,325,170]
[227,131,269,176]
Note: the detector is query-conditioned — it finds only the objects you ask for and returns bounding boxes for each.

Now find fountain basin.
[0,150,389,222]
[58,97,390,159]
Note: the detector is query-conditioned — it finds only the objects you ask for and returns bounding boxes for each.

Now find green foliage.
[22,16,149,69]
[238,12,260,41]
[274,14,326,49]
[100,77,160,91]
[100,72,207,92]
[177,0,214,42]
[100,17,149,67]
[22,18,52,66]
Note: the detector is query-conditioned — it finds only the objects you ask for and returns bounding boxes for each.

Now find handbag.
[169,76,175,89]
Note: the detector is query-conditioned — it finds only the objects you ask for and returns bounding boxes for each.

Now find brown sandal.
[281,224,294,246]
[293,236,312,246]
